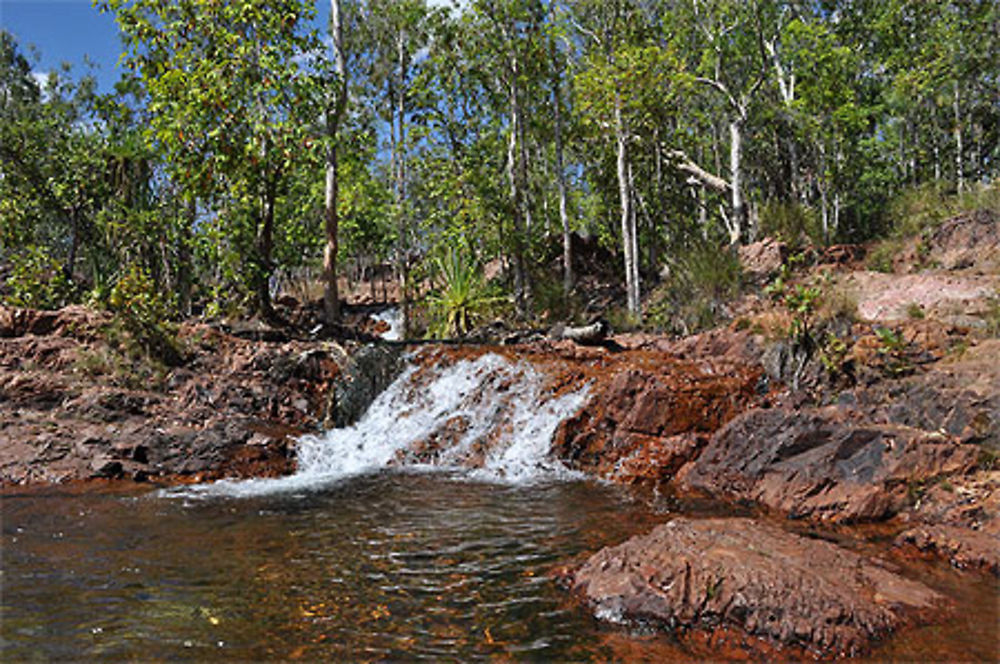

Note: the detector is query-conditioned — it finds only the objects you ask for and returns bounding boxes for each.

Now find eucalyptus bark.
[323,0,348,325]
[953,80,964,193]
[505,49,530,317]
[394,28,410,338]
[728,118,744,245]
[614,95,639,318]
[552,63,572,295]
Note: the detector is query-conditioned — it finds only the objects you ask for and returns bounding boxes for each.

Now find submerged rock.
[895,524,1000,575]
[567,517,944,658]
[677,407,978,522]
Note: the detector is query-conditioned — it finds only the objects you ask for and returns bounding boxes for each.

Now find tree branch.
[667,148,731,193]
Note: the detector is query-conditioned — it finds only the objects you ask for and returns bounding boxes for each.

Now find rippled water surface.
[2,472,997,662]
[3,473,682,661]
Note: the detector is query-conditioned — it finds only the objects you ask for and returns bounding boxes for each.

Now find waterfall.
[371,307,403,341]
[166,353,589,498]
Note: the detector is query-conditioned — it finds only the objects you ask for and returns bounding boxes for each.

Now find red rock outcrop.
[566,517,944,658]
[0,306,343,486]
[676,407,979,522]
[553,362,761,483]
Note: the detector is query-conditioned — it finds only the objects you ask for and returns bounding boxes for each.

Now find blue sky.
[1,1,125,93]
[0,0,338,94]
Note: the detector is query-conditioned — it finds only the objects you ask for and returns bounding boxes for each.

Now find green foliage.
[888,184,1000,240]
[759,201,823,248]
[106,265,184,366]
[818,331,848,375]
[978,448,999,472]
[904,302,925,320]
[984,292,1000,337]
[866,240,901,273]
[425,248,507,339]
[874,326,912,377]
[4,0,1000,327]
[765,271,822,347]
[4,245,73,309]
[647,242,743,335]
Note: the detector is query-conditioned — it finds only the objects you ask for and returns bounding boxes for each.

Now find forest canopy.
[1,0,997,334]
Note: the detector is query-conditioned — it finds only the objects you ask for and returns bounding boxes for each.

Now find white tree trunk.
[728,118,744,245]
[552,67,572,295]
[323,0,347,324]
[953,80,964,192]
[507,70,529,315]
[615,96,639,317]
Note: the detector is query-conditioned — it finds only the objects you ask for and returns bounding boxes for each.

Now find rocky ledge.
[0,306,357,486]
[565,517,945,658]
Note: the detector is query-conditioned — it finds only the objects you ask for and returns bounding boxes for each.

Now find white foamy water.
[165,353,589,498]
[372,307,403,341]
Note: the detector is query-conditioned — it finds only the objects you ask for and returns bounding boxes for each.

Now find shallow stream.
[2,352,997,661]
[2,473,997,662]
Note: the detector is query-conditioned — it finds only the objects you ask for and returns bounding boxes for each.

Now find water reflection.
[2,472,996,662]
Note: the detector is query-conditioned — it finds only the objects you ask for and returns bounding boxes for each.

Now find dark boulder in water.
[324,343,405,429]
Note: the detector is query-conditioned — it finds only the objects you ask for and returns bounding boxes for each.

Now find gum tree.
[100,0,320,320]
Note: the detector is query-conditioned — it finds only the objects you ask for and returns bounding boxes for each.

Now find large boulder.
[567,517,944,658]
[676,407,979,522]
[926,208,1000,273]
[324,343,405,428]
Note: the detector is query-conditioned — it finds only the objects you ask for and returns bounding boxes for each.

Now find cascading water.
[371,307,403,341]
[167,353,589,498]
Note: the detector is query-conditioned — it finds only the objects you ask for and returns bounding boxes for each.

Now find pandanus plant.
[427,247,506,338]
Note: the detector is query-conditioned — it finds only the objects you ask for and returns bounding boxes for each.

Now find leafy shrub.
[759,200,823,247]
[904,302,925,319]
[647,241,743,335]
[874,326,912,376]
[530,272,580,324]
[866,239,901,273]
[888,182,1000,239]
[985,291,1000,337]
[4,245,73,309]
[107,265,184,366]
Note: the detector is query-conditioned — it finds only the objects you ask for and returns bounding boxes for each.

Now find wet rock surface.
[0,306,346,486]
[894,523,1000,575]
[552,360,761,483]
[325,343,405,428]
[567,517,945,658]
[677,407,978,522]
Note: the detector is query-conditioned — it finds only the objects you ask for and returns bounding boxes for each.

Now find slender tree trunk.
[323,132,340,323]
[395,29,411,338]
[517,96,532,236]
[728,118,744,245]
[953,80,964,192]
[65,208,79,283]
[933,104,941,183]
[507,59,529,317]
[614,95,639,317]
[627,164,640,307]
[552,64,572,295]
[972,121,981,184]
[256,185,277,321]
[819,142,829,243]
[323,0,347,325]
[176,196,194,316]
[833,192,841,239]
